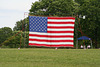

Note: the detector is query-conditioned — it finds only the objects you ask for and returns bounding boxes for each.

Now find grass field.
[0,48,100,67]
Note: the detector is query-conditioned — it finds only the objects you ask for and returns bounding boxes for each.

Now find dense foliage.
[0,27,13,45]
[78,0,100,48]
[29,0,79,16]
[1,0,100,48]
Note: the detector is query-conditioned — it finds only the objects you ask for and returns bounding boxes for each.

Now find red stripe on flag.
[48,17,75,20]
[29,39,73,42]
[29,34,73,38]
[29,43,74,47]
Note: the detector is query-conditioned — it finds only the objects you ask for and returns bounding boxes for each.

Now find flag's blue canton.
[29,16,47,33]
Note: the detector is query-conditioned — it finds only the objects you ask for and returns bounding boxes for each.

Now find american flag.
[29,16,75,47]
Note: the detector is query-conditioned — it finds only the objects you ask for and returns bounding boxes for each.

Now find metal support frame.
[76,15,86,49]
[90,40,93,48]
[24,12,29,48]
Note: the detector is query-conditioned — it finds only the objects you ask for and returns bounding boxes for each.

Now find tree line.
[0,0,100,48]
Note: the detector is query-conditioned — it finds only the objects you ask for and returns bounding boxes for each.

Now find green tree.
[0,27,13,45]
[1,31,21,48]
[29,0,79,16]
[13,20,23,31]
[13,18,29,31]
[74,0,90,5]
[78,0,100,48]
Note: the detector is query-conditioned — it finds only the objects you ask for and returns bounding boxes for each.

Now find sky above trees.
[0,0,38,29]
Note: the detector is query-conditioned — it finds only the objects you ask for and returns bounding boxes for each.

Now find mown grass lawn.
[0,48,100,67]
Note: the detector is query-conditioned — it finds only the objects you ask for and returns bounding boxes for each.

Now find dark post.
[76,15,78,49]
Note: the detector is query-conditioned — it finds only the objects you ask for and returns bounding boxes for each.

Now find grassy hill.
[0,48,100,67]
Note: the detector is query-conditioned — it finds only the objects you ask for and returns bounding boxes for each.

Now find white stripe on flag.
[29,41,73,45]
[48,29,74,31]
[48,24,74,26]
[29,32,74,36]
[29,36,73,40]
